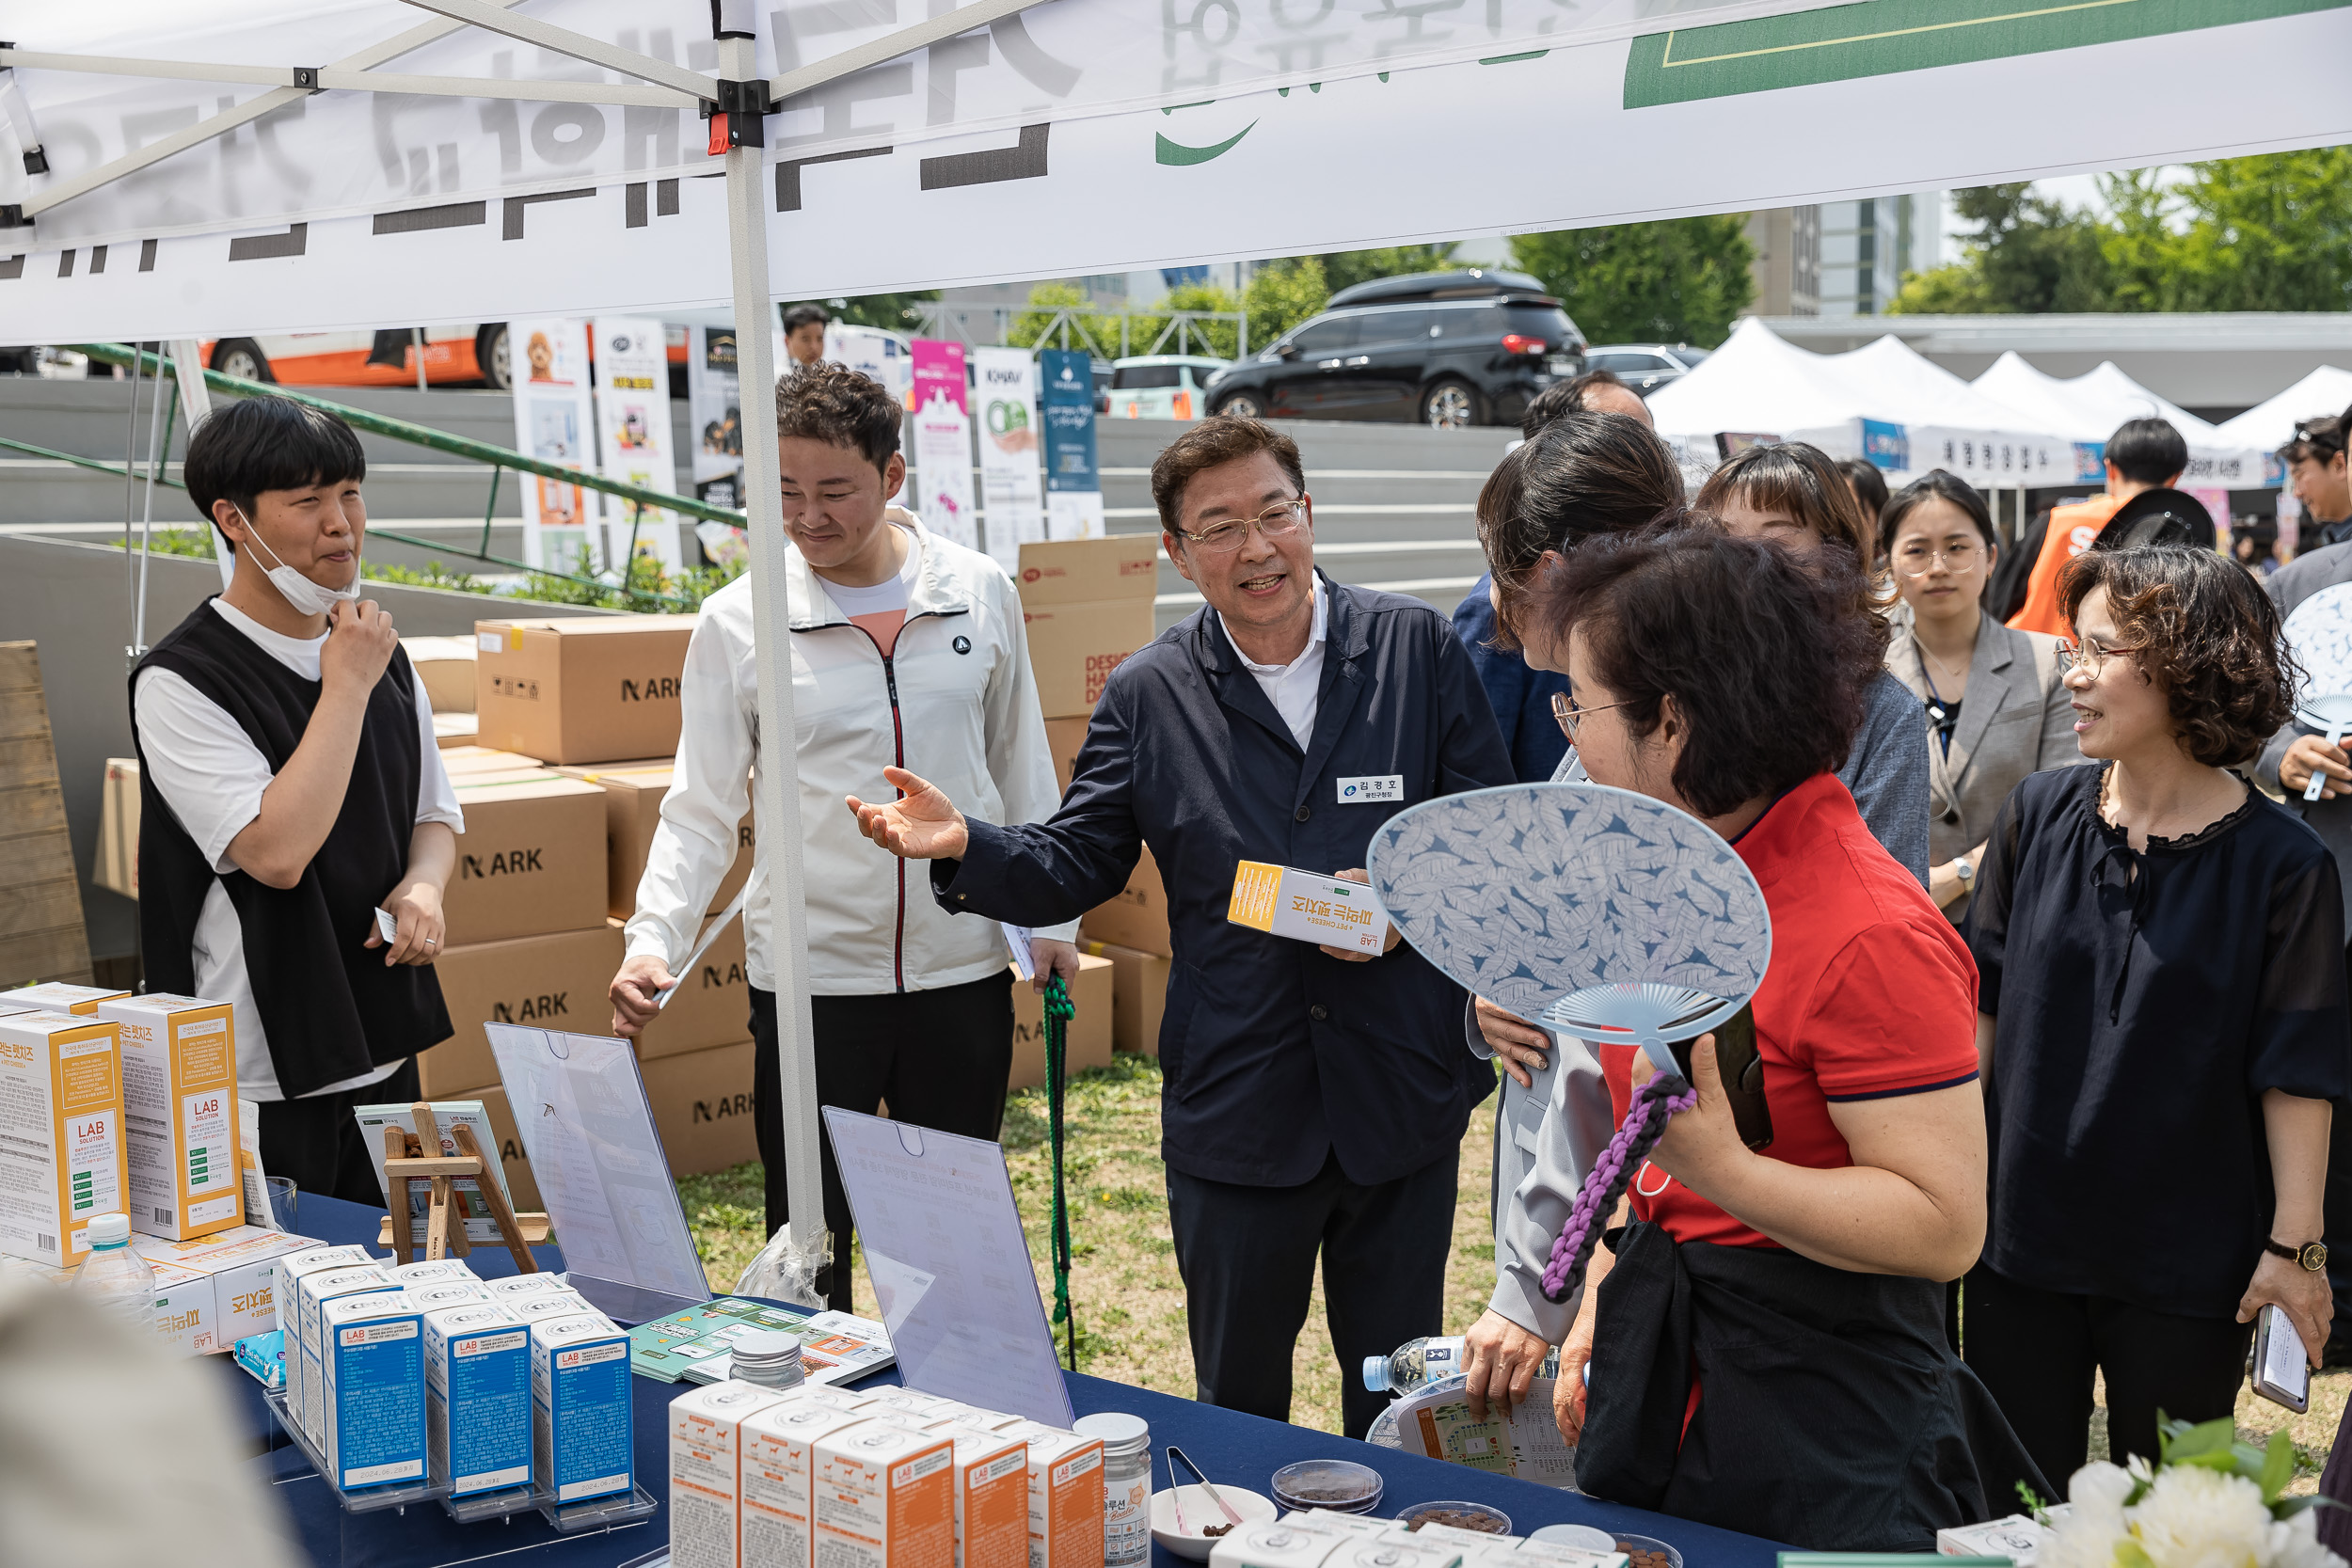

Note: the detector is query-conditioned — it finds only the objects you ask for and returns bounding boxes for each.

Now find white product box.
[128,1227,320,1349]
[863,1389,960,1422]
[1508,1544,1627,1568]
[1939,1514,2051,1564]
[942,1425,1030,1568]
[1002,1425,1105,1568]
[1332,1544,1462,1568]
[486,1273,574,1304]
[669,1381,801,1568]
[530,1312,634,1504]
[812,1420,957,1568]
[321,1292,427,1490]
[0,983,131,1015]
[252,1242,370,1403]
[1210,1523,1349,1568]
[507,1291,595,1326]
[95,992,243,1241]
[149,1258,215,1354]
[742,1404,877,1568]
[408,1280,492,1313]
[1385,1527,1520,1552]
[391,1259,478,1288]
[1226,863,1391,954]
[424,1302,533,1497]
[793,1386,879,1415]
[0,1009,129,1267]
[299,1265,397,1441]
[1284,1513,1395,1540]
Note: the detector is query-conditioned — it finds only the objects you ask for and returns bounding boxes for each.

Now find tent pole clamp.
[706,76,771,150]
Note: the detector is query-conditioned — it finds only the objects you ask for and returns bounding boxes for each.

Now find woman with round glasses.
[1880,470,2081,924]
[1962,545,2349,1497]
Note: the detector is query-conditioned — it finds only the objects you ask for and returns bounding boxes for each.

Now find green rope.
[1042,974,1077,1371]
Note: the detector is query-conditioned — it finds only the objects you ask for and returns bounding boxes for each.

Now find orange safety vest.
[2009,494,2124,637]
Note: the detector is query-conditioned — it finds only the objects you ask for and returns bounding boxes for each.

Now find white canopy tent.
[2214,366,2352,455]
[1821,335,2072,489]
[1972,351,2266,490]
[4,0,2350,1292]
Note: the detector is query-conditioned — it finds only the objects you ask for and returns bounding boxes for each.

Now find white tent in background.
[1645,318,1868,468]
[2214,366,2352,456]
[1972,353,2265,489]
[1824,336,2072,490]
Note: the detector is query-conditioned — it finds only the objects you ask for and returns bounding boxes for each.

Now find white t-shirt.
[1220,578,1328,749]
[131,600,466,1102]
[815,526,920,618]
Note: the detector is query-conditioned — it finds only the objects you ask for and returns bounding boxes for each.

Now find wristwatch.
[2265,1237,2329,1273]
[1952,858,1976,889]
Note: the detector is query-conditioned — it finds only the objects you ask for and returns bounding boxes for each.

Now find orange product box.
[1003,1425,1104,1568]
[669,1381,802,1568]
[0,1009,130,1267]
[942,1427,1030,1568]
[741,1405,877,1568]
[814,1421,957,1568]
[95,992,243,1240]
[0,982,132,1015]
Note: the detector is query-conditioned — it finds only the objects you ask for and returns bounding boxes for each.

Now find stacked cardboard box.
[552,760,753,922]
[1079,847,1170,958]
[473,616,697,765]
[95,757,139,901]
[1009,954,1114,1090]
[1077,940,1168,1058]
[1014,538,1158,724]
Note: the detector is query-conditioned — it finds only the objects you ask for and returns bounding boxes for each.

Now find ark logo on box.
[460,847,546,879]
[619,675,681,703]
[491,991,571,1024]
[691,1089,755,1127]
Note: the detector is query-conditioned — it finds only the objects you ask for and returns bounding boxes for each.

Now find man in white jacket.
[610,363,1079,1308]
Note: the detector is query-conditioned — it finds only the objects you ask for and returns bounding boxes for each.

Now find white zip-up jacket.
[624,515,1076,994]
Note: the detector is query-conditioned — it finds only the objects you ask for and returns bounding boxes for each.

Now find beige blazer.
[1886,616,2083,924]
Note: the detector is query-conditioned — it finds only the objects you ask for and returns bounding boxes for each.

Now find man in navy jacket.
[850,417,1514,1436]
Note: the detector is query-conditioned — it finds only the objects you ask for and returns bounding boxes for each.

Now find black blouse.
[1965,763,2350,1318]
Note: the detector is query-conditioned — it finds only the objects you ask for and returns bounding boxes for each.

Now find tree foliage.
[1507,215,1756,347]
[1892,149,2352,314]
[1313,244,1463,297]
[821,291,940,330]
[1239,258,1331,349]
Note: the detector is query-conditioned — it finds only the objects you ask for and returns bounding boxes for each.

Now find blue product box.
[320,1291,427,1490]
[298,1265,396,1442]
[529,1311,634,1505]
[424,1302,532,1497]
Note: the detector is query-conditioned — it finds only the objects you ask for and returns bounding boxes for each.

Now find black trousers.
[1167,1146,1456,1441]
[1963,1261,2253,1489]
[256,1055,421,1206]
[749,974,1014,1311]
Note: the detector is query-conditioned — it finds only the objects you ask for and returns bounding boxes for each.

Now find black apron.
[1578,1220,2049,1550]
[131,599,450,1097]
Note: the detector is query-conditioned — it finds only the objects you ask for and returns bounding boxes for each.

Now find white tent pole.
[400,0,714,101]
[763,0,1057,101]
[720,25,827,1289]
[0,50,692,106]
[166,339,235,592]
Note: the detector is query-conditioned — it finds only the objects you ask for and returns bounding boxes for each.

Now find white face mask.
[234,505,360,618]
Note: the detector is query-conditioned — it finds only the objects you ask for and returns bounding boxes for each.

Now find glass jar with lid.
[1073,1412,1152,1567]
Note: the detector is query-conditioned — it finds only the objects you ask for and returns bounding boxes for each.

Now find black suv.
[1204,269,1584,429]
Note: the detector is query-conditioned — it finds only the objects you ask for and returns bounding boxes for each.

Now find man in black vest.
[131,397,459,1203]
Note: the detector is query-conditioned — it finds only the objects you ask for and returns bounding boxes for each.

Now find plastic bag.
[734,1220,832,1307]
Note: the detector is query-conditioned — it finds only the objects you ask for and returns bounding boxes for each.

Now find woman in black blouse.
[1964,545,2348,1493]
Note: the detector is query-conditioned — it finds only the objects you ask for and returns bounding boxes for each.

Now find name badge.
[1337,775,1404,803]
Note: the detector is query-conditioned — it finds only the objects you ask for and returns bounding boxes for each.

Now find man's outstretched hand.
[848,766,972,861]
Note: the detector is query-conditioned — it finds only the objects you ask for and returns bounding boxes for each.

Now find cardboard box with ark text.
[553,760,753,920]
[1077,941,1168,1057]
[1015,537,1159,721]
[1009,957,1112,1091]
[636,912,753,1062]
[642,1041,761,1177]
[416,925,626,1096]
[474,616,697,765]
[441,769,609,945]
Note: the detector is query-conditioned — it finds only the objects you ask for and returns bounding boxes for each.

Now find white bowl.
[1150,1484,1280,1561]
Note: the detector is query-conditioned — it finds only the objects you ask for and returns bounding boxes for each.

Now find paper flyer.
[1395,1375,1579,1487]
[913,340,978,552]
[1041,348,1105,542]
[629,1296,896,1385]
[593,314,683,570]
[509,317,598,569]
[826,324,913,404]
[687,326,744,501]
[974,346,1046,574]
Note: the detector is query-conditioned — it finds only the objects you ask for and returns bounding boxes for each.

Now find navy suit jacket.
[1451,573,1573,784]
[934,574,1514,1187]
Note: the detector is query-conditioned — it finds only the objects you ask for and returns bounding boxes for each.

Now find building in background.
[1746,193,1945,320]
[1746,207,1822,318]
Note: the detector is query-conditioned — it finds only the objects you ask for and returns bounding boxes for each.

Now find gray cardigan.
[2262,543,2352,932]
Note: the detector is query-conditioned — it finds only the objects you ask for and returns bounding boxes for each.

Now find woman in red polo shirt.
[1521,527,2040,1549]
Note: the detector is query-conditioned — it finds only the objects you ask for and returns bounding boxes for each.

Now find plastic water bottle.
[73,1212,156,1334]
[1363,1336,1561,1394]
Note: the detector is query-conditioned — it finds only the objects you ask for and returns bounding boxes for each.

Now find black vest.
[131,601,452,1097]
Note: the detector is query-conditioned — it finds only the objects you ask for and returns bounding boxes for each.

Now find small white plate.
[1150,1484,1280,1561]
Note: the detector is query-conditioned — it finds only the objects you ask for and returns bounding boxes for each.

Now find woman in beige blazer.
[1881,470,2083,923]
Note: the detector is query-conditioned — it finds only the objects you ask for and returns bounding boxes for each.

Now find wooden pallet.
[0,641,92,989]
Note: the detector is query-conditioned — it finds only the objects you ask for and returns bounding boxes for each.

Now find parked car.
[199,324,700,391]
[1581,343,1710,395]
[1204,269,1584,429]
[1106,356,1227,420]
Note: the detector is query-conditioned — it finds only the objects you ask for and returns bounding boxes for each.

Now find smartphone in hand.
[2252,1302,2311,1414]
[1668,1003,1773,1151]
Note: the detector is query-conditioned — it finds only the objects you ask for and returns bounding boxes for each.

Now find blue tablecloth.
[221,1194,1788,1568]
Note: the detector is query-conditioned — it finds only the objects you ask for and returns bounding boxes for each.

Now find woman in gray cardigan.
[1879,471,2082,926]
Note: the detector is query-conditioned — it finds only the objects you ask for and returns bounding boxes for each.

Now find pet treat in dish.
[1613,1535,1683,1568]
[1397,1501,1513,1535]
[1271,1459,1385,1514]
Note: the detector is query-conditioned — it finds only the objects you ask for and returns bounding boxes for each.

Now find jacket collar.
[784,513,971,632]
[1195,569,1373,767]
[1891,616,2017,800]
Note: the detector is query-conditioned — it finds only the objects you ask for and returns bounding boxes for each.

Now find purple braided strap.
[1538,1069,1697,1303]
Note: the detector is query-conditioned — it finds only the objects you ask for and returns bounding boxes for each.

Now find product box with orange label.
[942,1427,1031,1568]
[742,1403,876,1568]
[1003,1425,1104,1568]
[442,768,611,945]
[0,1009,129,1267]
[670,1382,801,1568]
[474,616,697,765]
[1015,537,1160,720]
[96,992,243,1240]
[815,1421,958,1568]
[0,982,131,1015]
[1227,862,1390,956]
[554,760,753,920]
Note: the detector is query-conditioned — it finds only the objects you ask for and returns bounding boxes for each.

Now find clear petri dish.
[1270,1459,1386,1514]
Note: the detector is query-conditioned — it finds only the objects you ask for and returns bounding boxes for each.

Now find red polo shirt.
[1598,772,1981,1249]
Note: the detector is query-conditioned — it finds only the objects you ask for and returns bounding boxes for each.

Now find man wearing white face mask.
[131,397,463,1202]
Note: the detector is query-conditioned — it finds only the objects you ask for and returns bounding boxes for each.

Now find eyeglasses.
[1174,499,1307,556]
[1890,539,1983,578]
[1551,691,1633,740]
[2054,638,2139,677]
